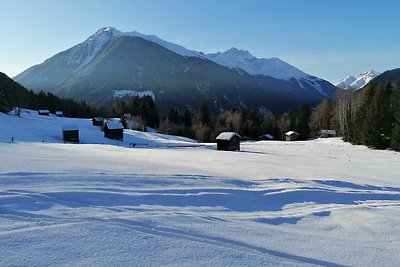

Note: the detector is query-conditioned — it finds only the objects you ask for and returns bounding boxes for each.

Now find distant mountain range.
[14,27,338,114]
[335,70,380,90]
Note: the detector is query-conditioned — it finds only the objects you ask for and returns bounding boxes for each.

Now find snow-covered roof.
[261,134,274,139]
[105,122,124,130]
[216,132,241,141]
[56,111,63,115]
[38,110,49,113]
[62,125,79,131]
[321,130,336,135]
[93,117,104,121]
[285,131,299,136]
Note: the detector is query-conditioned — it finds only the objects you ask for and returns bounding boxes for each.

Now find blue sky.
[1,0,400,82]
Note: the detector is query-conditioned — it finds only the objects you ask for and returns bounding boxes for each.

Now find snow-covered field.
[0,111,399,266]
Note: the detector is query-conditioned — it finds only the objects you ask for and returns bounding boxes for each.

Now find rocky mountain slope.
[14,27,338,114]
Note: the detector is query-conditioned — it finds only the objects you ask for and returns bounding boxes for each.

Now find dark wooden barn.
[38,110,50,116]
[104,122,124,140]
[216,132,241,151]
[285,131,300,141]
[92,117,104,126]
[62,125,79,142]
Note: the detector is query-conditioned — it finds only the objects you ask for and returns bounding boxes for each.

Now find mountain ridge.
[14,27,338,114]
[335,70,380,90]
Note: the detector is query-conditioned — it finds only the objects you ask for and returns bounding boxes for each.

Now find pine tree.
[167,108,180,124]
[0,86,11,113]
[196,103,210,125]
[350,85,376,144]
[181,109,193,127]
[353,83,394,148]
[391,107,400,151]
[297,104,311,140]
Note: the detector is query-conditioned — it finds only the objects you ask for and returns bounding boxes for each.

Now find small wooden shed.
[38,110,50,116]
[92,117,104,126]
[104,122,124,140]
[320,129,337,138]
[285,131,300,141]
[56,111,63,117]
[62,125,79,142]
[216,132,241,151]
[259,133,274,141]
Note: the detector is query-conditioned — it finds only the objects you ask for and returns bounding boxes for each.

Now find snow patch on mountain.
[335,70,380,90]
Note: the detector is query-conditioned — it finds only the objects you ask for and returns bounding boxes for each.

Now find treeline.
[112,95,160,128]
[0,72,95,117]
[347,82,400,150]
[306,81,400,151]
[157,103,314,142]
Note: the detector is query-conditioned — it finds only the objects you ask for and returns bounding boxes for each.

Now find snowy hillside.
[0,110,196,147]
[0,110,400,266]
[335,70,380,90]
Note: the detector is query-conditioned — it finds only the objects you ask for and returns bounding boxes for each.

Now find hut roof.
[56,111,63,115]
[93,117,104,121]
[38,110,50,113]
[321,130,337,135]
[285,131,299,136]
[62,125,79,131]
[105,122,124,130]
[260,134,274,139]
[216,132,241,141]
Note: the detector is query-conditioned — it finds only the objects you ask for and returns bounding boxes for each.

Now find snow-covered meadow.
[0,111,399,266]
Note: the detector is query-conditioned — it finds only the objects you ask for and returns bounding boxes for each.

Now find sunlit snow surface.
[0,111,399,266]
[335,70,380,90]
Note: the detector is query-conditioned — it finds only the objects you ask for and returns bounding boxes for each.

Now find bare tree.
[332,87,356,139]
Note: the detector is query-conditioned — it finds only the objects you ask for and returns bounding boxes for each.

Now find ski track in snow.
[0,111,400,266]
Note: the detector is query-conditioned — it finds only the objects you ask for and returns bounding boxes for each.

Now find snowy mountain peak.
[205,49,307,80]
[223,48,254,58]
[335,70,380,90]
[204,48,336,96]
[87,26,122,41]
[66,27,200,71]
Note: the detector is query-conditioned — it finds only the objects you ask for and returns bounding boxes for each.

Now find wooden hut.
[62,125,79,142]
[216,132,241,151]
[259,133,274,141]
[92,117,104,126]
[56,111,63,117]
[320,130,337,138]
[104,122,124,140]
[38,110,50,116]
[285,131,300,141]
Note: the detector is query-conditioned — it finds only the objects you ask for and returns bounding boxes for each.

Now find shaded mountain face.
[370,68,400,85]
[14,27,338,114]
